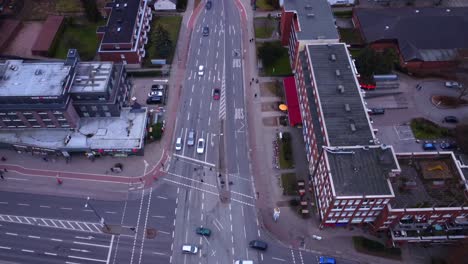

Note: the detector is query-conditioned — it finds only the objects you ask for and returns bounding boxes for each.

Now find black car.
[444,116,458,123]
[146,96,163,105]
[440,142,457,150]
[205,0,212,10]
[249,240,268,251]
[203,26,209,36]
[369,108,385,115]
[151,84,165,91]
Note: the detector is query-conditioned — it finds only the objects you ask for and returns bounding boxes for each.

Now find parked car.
[235,261,253,264]
[423,142,436,151]
[213,88,220,100]
[445,81,462,88]
[249,240,268,251]
[440,142,457,150]
[369,108,385,115]
[187,129,195,146]
[148,90,163,97]
[205,0,212,9]
[195,227,211,237]
[196,138,205,154]
[182,245,198,254]
[198,65,204,76]
[444,116,458,123]
[319,256,336,264]
[151,84,165,91]
[175,137,182,151]
[203,26,209,36]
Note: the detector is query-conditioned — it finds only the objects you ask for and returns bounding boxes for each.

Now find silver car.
[182,245,198,254]
[187,130,195,146]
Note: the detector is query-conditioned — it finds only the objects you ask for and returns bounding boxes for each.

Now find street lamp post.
[85,197,110,232]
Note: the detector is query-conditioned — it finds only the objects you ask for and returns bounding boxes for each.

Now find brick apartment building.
[0,49,147,157]
[281,1,468,243]
[352,7,468,73]
[97,0,152,65]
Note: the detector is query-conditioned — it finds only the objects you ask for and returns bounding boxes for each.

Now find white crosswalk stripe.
[219,74,226,120]
[0,214,104,234]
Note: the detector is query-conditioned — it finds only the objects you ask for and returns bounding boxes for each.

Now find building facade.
[97,0,152,65]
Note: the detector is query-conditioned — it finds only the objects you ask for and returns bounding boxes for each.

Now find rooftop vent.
[330,54,336,61]
[124,3,128,7]
[9,65,18,71]
[116,3,120,7]
[35,69,42,75]
[446,9,451,12]
[337,85,345,93]
[345,104,351,112]
[117,27,121,32]
[385,26,389,30]
[350,123,356,132]
[335,69,341,77]
[415,9,419,13]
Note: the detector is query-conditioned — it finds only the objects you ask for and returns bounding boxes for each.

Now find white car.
[196,138,205,154]
[445,81,461,88]
[182,244,198,254]
[148,91,163,97]
[175,137,182,151]
[198,65,204,76]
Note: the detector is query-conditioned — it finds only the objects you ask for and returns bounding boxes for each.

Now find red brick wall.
[280,9,294,46]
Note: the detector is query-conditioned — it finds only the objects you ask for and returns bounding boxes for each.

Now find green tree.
[258,41,285,68]
[177,0,188,10]
[355,47,397,81]
[153,25,173,59]
[150,122,164,140]
[80,0,101,22]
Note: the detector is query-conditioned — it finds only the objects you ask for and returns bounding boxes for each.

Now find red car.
[213,88,220,100]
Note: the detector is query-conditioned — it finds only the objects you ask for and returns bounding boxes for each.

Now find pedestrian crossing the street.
[0,214,104,233]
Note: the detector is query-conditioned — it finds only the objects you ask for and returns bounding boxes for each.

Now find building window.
[443,214,452,218]
[80,106,87,111]
[83,112,90,117]
[38,112,48,115]
[120,54,125,59]
[91,106,98,111]
[102,105,109,111]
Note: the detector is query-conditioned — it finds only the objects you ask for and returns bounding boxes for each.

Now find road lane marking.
[45,252,57,256]
[68,255,107,263]
[172,154,215,167]
[73,241,109,248]
[106,235,114,264]
[60,207,72,210]
[6,232,17,236]
[157,196,168,200]
[39,205,51,208]
[21,249,34,253]
[28,235,40,239]
[158,230,170,235]
[153,252,166,256]
[51,238,63,242]
[130,189,145,264]
[75,236,94,240]
[0,202,8,204]
[0,246,11,250]
[17,203,29,206]
[71,248,90,253]
[105,211,116,214]
[272,257,286,261]
[151,215,166,219]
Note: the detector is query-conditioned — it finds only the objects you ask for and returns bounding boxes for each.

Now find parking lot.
[364,73,467,153]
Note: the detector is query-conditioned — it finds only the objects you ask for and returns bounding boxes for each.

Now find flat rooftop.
[0,60,71,97]
[101,0,141,44]
[70,62,113,93]
[391,154,468,209]
[283,0,339,41]
[326,145,398,196]
[0,108,147,150]
[307,43,375,146]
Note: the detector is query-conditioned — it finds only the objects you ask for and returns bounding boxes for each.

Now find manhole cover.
[146,228,157,239]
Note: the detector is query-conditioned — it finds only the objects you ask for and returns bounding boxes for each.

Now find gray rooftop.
[326,145,398,196]
[307,43,374,146]
[0,60,71,97]
[354,7,468,62]
[100,0,143,44]
[391,154,468,209]
[70,62,113,93]
[283,0,339,41]
[0,108,148,150]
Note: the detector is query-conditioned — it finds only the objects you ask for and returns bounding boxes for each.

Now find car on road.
[368,108,385,115]
[205,0,212,9]
[182,244,198,254]
[198,65,204,76]
[151,84,165,91]
[213,88,220,100]
[423,142,436,151]
[249,240,268,251]
[148,90,163,97]
[146,96,163,105]
[175,137,182,151]
[195,227,211,237]
[196,138,205,154]
[319,256,336,264]
[187,130,195,146]
[445,81,462,88]
[235,261,253,264]
[444,116,458,123]
[440,142,457,150]
[202,26,209,36]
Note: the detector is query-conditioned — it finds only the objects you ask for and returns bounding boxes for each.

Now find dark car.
[205,0,212,9]
[319,256,336,264]
[444,116,458,123]
[195,227,211,237]
[369,108,385,115]
[151,84,165,91]
[440,142,457,150]
[249,240,268,251]
[146,96,163,105]
[423,142,436,151]
[213,88,220,100]
[203,26,209,36]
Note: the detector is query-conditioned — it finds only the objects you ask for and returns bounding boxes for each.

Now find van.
[175,137,182,151]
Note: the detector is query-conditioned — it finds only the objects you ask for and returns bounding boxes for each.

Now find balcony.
[391,223,468,242]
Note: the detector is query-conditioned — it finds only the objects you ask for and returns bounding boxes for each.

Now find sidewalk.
[0,0,205,187]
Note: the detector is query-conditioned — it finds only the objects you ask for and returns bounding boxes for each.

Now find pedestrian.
[161,162,164,168]
[251,77,254,81]
[254,93,257,98]
[0,172,4,180]
[256,79,259,84]
[1,157,6,161]
[139,178,143,182]
[3,168,7,172]
[256,192,259,198]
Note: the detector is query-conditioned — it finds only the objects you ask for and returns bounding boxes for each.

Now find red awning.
[283,76,302,127]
